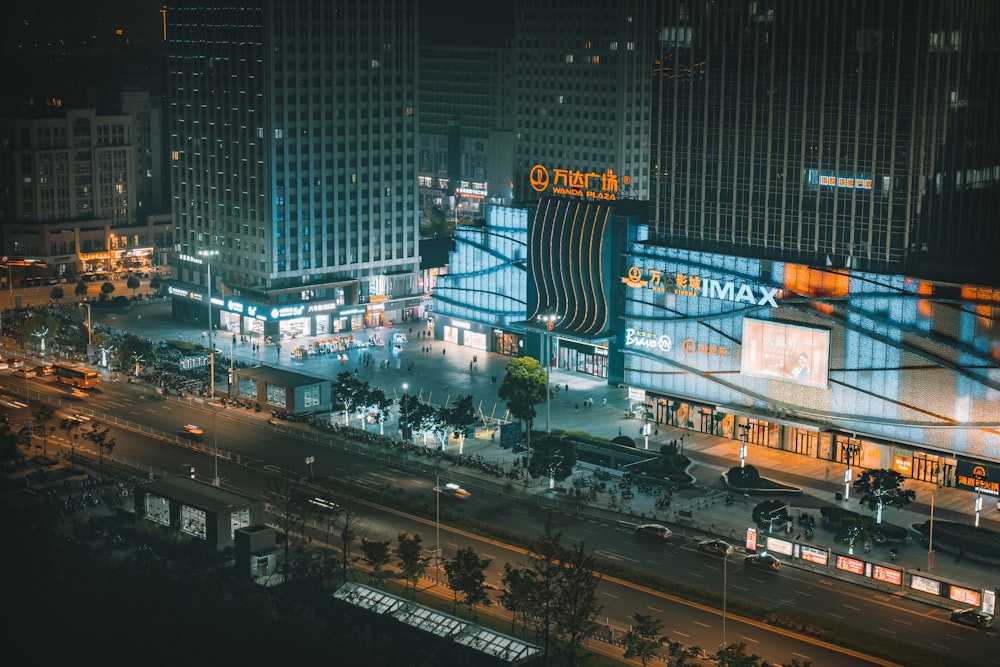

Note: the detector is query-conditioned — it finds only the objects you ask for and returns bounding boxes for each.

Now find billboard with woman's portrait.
[740,319,831,389]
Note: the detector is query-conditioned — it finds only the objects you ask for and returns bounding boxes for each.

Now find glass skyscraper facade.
[650,0,1000,287]
[166,0,421,338]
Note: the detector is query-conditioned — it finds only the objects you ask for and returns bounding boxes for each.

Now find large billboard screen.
[741,319,831,389]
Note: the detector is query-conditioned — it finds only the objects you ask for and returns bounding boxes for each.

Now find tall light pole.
[539,313,560,433]
[79,303,92,359]
[212,406,220,487]
[198,248,219,355]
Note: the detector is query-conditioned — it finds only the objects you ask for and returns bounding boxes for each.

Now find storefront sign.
[269,305,305,319]
[681,338,729,358]
[949,585,981,606]
[621,267,782,306]
[529,164,628,201]
[909,574,941,596]
[628,387,646,402]
[872,565,902,586]
[835,555,865,575]
[955,461,1000,495]
[800,546,828,566]
[892,455,913,475]
[624,328,671,353]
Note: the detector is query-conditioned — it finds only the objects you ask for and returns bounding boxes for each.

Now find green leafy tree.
[266,473,309,583]
[334,500,366,584]
[438,394,476,452]
[751,499,788,533]
[364,386,394,435]
[84,421,116,469]
[394,531,427,597]
[853,469,915,524]
[32,405,56,461]
[60,417,85,470]
[501,518,567,661]
[528,433,577,489]
[834,516,870,555]
[116,335,154,375]
[50,285,64,302]
[23,308,59,352]
[75,281,88,299]
[552,541,602,667]
[126,274,141,296]
[332,371,370,425]
[498,357,547,465]
[359,537,392,586]
[100,281,116,300]
[149,274,162,292]
[0,419,20,463]
[500,563,538,636]
[716,641,765,667]
[623,613,665,667]
[443,546,492,620]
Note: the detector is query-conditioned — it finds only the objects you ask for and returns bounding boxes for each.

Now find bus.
[53,363,101,389]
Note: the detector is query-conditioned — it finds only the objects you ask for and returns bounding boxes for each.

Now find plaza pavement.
[95,300,1000,606]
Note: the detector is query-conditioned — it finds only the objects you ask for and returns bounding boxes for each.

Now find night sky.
[4,0,515,52]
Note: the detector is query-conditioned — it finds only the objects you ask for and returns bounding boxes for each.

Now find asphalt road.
[7,373,994,666]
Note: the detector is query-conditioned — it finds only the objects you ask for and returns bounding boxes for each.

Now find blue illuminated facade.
[433,200,1000,493]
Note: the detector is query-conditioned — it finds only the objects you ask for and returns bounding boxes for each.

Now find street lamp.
[739,426,747,469]
[538,313,561,433]
[400,382,409,440]
[79,303,92,357]
[198,248,219,355]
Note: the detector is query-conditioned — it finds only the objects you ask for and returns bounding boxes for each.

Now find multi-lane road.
[5,373,992,667]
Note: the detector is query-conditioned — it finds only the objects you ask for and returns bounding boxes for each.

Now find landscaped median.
[721,464,803,495]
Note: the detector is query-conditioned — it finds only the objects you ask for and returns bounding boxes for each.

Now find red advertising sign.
[746,527,758,553]
[949,585,981,606]
[872,565,902,586]
[835,555,865,575]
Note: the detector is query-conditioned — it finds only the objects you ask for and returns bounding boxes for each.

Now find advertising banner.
[741,319,831,388]
[835,555,865,576]
[872,565,902,586]
[800,545,829,566]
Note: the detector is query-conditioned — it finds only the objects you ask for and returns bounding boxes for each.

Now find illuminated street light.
[198,248,219,398]
[538,313,561,433]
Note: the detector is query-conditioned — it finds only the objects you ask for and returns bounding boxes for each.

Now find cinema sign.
[622,266,782,307]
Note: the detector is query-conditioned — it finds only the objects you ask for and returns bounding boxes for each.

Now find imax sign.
[702,280,780,307]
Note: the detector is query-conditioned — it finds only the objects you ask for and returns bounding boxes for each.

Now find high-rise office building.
[418,45,515,215]
[166,1,422,340]
[650,0,1000,286]
[512,0,654,203]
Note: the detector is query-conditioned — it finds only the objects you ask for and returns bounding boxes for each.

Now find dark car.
[949,608,994,629]
[697,539,734,557]
[635,524,672,541]
[744,552,781,570]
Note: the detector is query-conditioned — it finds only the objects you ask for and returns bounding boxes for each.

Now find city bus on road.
[52,363,101,389]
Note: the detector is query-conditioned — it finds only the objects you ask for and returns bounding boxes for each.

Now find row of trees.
[331,370,477,447]
[0,403,116,469]
[45,272,163,303]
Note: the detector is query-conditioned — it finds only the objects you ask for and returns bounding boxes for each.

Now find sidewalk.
[99,300,1000,605]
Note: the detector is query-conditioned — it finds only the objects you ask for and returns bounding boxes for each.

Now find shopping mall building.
[431,197,1000,498]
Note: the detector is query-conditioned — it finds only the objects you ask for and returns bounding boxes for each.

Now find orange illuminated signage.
[530,164,628,201]
[835,555,865,575]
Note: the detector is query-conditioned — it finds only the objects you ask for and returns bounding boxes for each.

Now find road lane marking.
[693,621,710,628]
[877,627,896,634]
[843,604,861,611]
[647,606,662,613]
[741,636,759,643]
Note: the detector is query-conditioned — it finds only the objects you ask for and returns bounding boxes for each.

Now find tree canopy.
[853,469,915,524]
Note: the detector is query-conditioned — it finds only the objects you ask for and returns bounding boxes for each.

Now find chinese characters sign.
[529,164,627,201]
[741,319,831,389]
